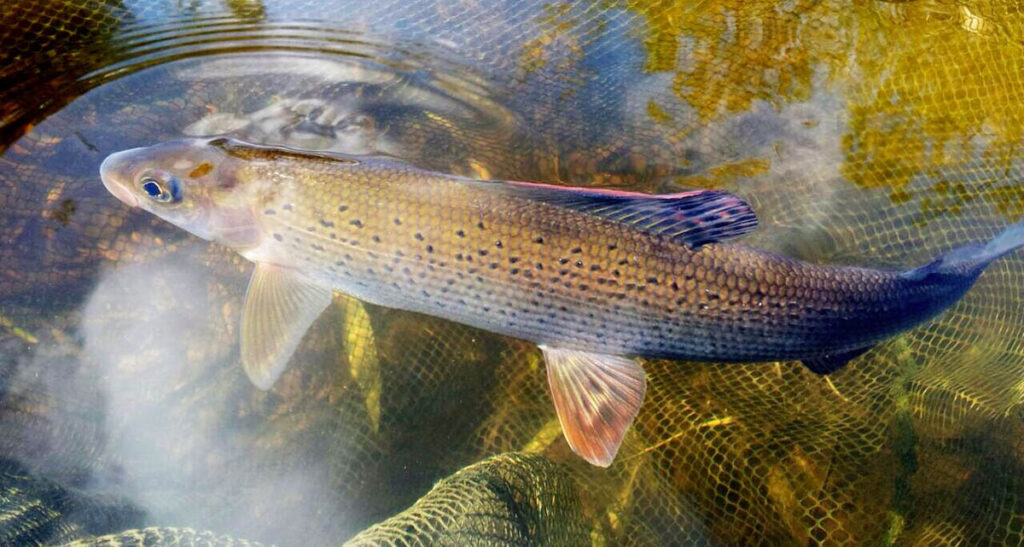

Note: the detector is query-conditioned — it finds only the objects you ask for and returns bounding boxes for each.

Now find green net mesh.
[1,0,1022,545]
[345,452,589,546]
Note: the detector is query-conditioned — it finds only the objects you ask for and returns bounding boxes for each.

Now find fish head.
[100,138,262,249]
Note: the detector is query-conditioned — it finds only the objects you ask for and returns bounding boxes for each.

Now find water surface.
[1,1,1022,545]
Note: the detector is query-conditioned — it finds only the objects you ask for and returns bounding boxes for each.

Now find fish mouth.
[99,149,142,208]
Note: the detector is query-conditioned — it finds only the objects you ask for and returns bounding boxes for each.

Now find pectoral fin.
[540,346,646,467]
[241,263,332,390]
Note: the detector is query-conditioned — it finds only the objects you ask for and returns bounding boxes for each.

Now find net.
[0,1,1022,545]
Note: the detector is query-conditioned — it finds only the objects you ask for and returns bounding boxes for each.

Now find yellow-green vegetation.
[0,0,1021,545]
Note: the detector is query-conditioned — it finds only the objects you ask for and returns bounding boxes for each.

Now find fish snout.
[100,149,141,208]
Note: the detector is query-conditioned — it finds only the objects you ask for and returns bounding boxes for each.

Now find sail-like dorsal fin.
[502,181,757,248]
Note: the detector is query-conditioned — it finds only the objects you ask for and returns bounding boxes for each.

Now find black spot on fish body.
[477,221,485,230]
[571,246,582,254]
[306,226,316,232]
[509,257,520,264]
[283,204,293,211]
[337,205,348,212]
[273,233,283,242]
[264,209,276,215]
[426,245,434,253]
[534,236,544,244]
[478,249,489,256]
[495,240,503,248]
[372,235,381,243]
[320,219,335,228]
[311,243,325,252]
[456,229,466,237]
[415,233,424,241]
[350,219,363,228]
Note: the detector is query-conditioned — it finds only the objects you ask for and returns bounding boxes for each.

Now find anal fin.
[801,346,873,375]
[241,263,333,390]
[540,346,647,467]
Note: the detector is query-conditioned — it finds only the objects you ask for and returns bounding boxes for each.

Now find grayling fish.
[100,137,1024,466]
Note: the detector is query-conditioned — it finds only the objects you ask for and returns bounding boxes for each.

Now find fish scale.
[239,145,964,361]
[99,137,1024,465]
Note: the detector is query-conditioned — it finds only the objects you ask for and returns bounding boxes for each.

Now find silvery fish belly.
[99,137,1024,466]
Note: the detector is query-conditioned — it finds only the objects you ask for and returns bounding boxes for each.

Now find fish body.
[100,137,1024,466]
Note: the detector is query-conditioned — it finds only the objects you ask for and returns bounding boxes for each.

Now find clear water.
[1,1,1022,545]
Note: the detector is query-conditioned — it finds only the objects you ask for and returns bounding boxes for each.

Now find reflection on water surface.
[1,0,1022,545]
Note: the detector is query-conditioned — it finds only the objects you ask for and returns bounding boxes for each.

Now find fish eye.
[139,175,181,203]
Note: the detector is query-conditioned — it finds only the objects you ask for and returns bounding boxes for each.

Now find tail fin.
[902,220,1024,280]
[982,220,1024,261]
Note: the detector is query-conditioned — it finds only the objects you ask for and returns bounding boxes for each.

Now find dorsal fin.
[503,181,758,248]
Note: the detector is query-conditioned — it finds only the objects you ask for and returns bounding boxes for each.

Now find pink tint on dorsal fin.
[499,180,758,248]
[506,180,709,200]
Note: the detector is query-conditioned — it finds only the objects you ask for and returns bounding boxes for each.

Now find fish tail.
[981,219,1024,262]
[902,220,1024,280]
